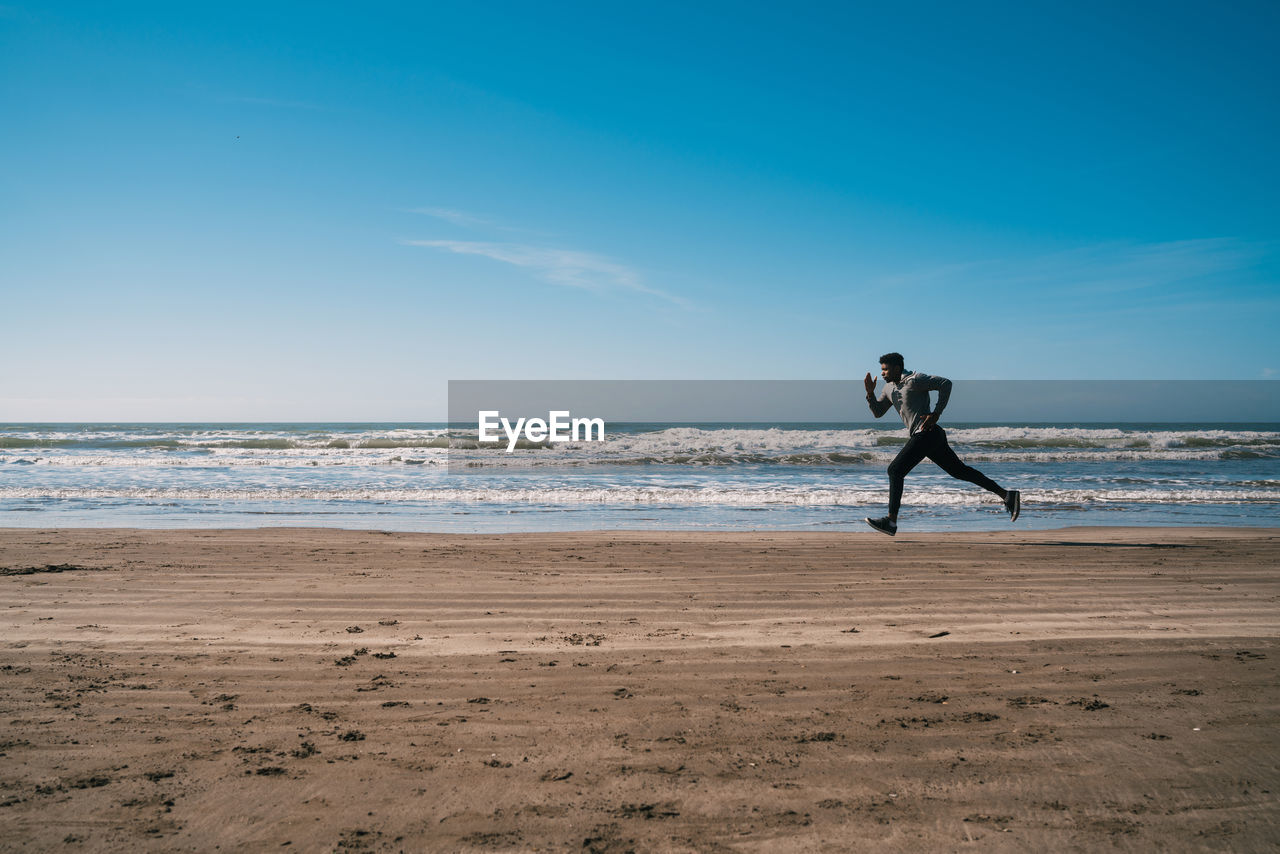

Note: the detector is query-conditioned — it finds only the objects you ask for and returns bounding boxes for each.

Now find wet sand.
[1,527,1277,851]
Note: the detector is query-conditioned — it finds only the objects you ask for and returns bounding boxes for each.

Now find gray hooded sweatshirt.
[867,370,952,436]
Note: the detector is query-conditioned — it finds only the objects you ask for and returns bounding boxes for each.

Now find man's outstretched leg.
[925,428,1020,521]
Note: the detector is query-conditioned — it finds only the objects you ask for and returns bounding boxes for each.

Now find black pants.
[888,427,1004,517]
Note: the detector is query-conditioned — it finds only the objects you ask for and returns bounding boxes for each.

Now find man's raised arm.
[864,372,892,418]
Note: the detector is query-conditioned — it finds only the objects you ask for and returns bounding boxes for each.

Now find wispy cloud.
[1041,238,1259,295]
[406,206,555,237]
[404,239,690,308]
[880,238,1266,300]
[408,207,495,228]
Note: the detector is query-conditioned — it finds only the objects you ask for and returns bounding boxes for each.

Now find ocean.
[1,422,1277,531]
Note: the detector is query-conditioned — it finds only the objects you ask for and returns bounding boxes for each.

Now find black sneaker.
[865,516,897,536]
[1005,490,1021,522]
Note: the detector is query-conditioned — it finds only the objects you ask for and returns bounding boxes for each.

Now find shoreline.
[2,527,1277,850]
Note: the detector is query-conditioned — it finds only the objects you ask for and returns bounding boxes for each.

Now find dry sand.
[1,527,1277,852]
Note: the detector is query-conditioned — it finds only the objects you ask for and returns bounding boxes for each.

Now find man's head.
[879,352,905,383]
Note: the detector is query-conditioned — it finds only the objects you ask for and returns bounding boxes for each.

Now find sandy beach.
[1,527,1277,852]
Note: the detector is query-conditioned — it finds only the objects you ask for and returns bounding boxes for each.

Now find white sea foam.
[5,422,1277,528]
[3,485,1275,505]
[4,425,1277,464]
[0,449,450,467]
[9,424,1278,467]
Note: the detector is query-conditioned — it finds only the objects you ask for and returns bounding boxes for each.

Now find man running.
[863,352,1019,536]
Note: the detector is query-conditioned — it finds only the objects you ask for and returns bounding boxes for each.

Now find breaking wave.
[4,424,1278,466]
[3,485,1276,506]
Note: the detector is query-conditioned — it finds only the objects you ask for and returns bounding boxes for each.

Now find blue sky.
[2,1,1277,420]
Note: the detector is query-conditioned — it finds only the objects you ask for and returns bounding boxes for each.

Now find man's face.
[880,362,903,384]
